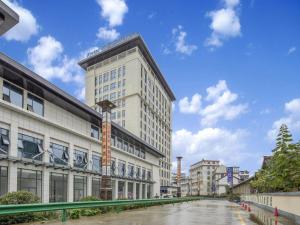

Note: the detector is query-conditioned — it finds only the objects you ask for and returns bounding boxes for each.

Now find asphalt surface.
[30,200,257,225]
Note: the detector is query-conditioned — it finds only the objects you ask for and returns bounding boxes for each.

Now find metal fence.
[0,197,202,222]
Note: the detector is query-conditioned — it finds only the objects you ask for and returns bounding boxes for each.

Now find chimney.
[176,156,183,197]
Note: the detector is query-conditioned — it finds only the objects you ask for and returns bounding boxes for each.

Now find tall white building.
[79,34,176,192]
[189,159,220,195]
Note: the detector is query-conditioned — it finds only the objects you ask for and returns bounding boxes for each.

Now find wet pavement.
[27,200,257,225]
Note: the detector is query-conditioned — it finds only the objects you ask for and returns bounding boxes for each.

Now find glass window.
[142,168,146,180]
[91,125,99,139]
[18,134,43,161]
[136,167,141,179]
[110,92,116,101]
[74,175,87,201]
[73,150,88,169]
[147,171,152,181]
[140,149,145,159]
[27,94,44,116]
[110,82,116,90]
[122,65,126,76]
[118,181,125,199]
[122,79,126,87]
[0,166,8,196]
[128,164,134,178]
[99,75,102,84]
[111,159,116,176]
[3,82,23,108]
[92,178,101,199]
[92,154,101,174]
[110,69,116,80]
[103,72,109,82]
[17,169,42,200]
[118,160,126,177]
[103,85,109,92]
[134,146,140,157]
[128,182,133,199]
[50,173,68,202]
[49,143,69,165]
[0,128,9,155]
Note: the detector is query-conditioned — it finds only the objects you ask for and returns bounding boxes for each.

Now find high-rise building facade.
[79,34,175,190]
[189,159,220,195]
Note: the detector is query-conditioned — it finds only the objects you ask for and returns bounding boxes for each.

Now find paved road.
[33,200,256,225]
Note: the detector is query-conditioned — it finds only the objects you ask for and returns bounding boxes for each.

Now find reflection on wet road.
[36,200,257,225]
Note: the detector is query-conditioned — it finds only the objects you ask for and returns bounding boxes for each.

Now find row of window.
[3,81,44,116]
[95,79,126,95]
[94,66,125,86]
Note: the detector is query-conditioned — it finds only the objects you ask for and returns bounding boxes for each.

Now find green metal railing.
[0,197,202,222]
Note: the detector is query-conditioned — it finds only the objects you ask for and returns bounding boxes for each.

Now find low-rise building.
[0,52,163,202]
[231,177,255,195]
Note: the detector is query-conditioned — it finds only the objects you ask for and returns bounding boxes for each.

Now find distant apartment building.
[79,34,175,191]
[212,165,240,195]
[189,159,220,195]
[239,170,250,182]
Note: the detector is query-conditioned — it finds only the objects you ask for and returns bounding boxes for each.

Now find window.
[0,166,8,196]
[122,110,125,117]
[122,79,126,87]
[122,120,125,127]
[91,125,99,139]
[110,92,116,101]
[111,159,116,176]
[95,89,98,96]
[27,94,44,116]
[110,69,116,80]
[50,173,68,202]
[73,150,88,169]
[18,169,42,200]
[74,175,87,201]
[99,75,102,84]
[118,67,122,78]
[92,178,101,199]
[122,65,126,76]
[0,128,9,155]
[134,146,140,157]
[111,112,116,120]
[142,168,146,180]
[147,171,152,181]
[18,134,43,161]
[49,143,69,165]
[122,89,126,96]
[95,76,98,86]
[118,160,126,177]
[92,154,102,174]
[122,99,125,107]
[103,72,109,82]
[128,164,134,178]
[3,82,23,108]
[140,149,145,159]
[136,167,141,179]
[110,82,116,90]
[103,85,109,92]
[103,94,108,100]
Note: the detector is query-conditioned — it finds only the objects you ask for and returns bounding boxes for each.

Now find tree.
[252,124,300,192]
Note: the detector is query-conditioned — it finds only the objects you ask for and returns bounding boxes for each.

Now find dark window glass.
[0,166,8,196]
[147,171,152,181]
[91,125,99,139]
[73,175,87,201]
[17,169,42,200]
[50,173,68,202]
[73,150,88,169]
[0,128,9,155]
[92,178,101,199]
[118,161,126,177]
[18,134,43,161]
[92,155,101,174]
[142,168,146,180]
[49,143,68,165]
[3,82,23,108]
[128,164,134,178]
[27,94,44,116]
[111,160,116,176]
[118,181,125,199]
[136,167,141,179]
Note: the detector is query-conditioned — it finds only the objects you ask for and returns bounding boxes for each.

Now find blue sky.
[1,0,300,174]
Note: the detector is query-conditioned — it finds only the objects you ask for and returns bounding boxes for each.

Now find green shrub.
[79,196,101,216]
[0,191,39,225]
[69,209,80,219]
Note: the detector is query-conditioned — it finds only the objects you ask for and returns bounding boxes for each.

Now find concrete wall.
[242,192,300,223]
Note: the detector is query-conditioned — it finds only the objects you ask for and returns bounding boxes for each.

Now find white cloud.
[178,94,201,114]
[260,108,271,115]
[96,0,128,41]
[200,80,247,126]
[3,0,39,42]
[205,0,241,48]
[268,98,300,140]
[96,27,120,41]
[172,128,251,173]
[288,46,296,55]
[27,35,89,100]
[96,0,128,27]
[172,25,197,55]
[178,80,247,126]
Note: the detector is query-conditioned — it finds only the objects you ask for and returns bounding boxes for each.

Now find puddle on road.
[242,204,296,225]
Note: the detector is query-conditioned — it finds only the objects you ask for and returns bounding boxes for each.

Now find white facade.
[0,53,162,202]
[81,35,175,189]
[189,159,220,195]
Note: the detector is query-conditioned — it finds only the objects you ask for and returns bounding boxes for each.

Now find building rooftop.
[0,52,164,158]
[0,0,19,35]
[78,33,176,101]
[190,159,220,167]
